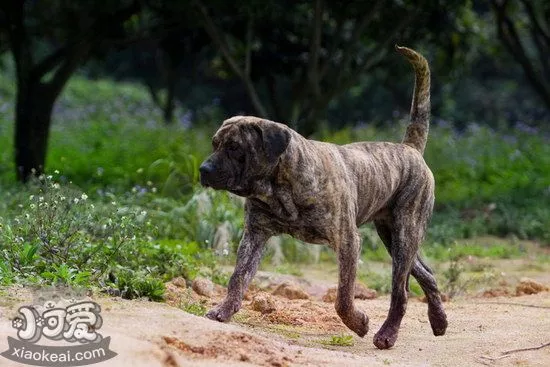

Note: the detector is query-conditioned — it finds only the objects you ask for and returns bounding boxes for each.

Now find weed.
[319,334,354,347]
[274,263,304,277]
[442,253,496,298]
[110,269,166,301]
[442,256,467,299]
[180,295,208,316]
[358,271,392,294]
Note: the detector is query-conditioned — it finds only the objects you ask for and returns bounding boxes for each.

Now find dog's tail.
[395,45,430,155]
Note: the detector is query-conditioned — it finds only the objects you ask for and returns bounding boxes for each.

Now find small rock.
[251,292,276,314]
[244,283,259,301]
[192,277,214,297]
[354,283,377,300]
[322,284,377,303]
[481,287,510,298]
[322,287,337,303]
[272,282,309,300]
[171,277,187,288]
[516,278,549,296]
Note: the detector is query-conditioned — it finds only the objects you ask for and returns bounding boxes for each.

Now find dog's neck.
[247,134,321,222]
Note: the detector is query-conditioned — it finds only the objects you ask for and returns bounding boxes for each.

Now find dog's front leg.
[335,229,369,337]
[206,227,270,322]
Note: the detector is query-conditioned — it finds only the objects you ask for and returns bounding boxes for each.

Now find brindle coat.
[199,46,447,349]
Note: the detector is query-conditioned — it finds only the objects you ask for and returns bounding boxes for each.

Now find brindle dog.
[199,46,447,349]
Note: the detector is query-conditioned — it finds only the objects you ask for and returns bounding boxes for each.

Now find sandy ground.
[0,258,549,367]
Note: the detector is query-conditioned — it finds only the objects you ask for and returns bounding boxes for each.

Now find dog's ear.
[261,124,291,163]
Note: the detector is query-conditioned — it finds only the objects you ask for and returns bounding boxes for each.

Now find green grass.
[179,293,208,316]
[318,334,355,347]
[424,239,524,261]
[0,74,548,300]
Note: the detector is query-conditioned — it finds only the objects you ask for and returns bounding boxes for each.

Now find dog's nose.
[199,161,213,176]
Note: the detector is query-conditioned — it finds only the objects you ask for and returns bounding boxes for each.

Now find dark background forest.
[1,0,549,181]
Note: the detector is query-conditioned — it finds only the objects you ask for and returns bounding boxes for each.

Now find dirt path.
[0,282,549,367]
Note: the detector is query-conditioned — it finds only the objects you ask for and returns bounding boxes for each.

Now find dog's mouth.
[228,187,251,197]
[200,177,227,190]
[201,177,251,197]
[200,174,245,193]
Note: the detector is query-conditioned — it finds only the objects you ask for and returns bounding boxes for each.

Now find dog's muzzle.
[199,161,215,187]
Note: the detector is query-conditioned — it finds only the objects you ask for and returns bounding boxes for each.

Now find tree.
[0,1,141,182]
[192,0,467,135]
[490,0,550,109]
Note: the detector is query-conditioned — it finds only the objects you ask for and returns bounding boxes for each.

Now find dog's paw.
[205,302,239,322]
[353,310,369,338]
[428,306,448,336]
[339,309,369,338]
[373,326,399,350]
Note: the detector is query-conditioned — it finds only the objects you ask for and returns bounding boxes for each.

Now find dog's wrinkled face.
[199,116,290,196]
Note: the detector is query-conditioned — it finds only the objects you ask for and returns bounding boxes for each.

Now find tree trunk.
[15,82,55,182]
[163,71,176,125]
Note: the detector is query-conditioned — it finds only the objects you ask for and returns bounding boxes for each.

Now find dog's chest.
[249,197,335,246]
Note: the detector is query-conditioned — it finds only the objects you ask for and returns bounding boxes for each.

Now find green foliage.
[109,268,166,302]
[0,174,149,286]
[179,292,208,316]
[442,256,467,299]
[319,334,355,347]
[424,240,523,261]
[0,173,225,300]
[273,263,304,277]
[358,271,392,294]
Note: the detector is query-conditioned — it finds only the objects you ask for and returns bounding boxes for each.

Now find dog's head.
[199,116,291,196]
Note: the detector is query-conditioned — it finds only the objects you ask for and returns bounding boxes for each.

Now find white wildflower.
[81,193,88,201]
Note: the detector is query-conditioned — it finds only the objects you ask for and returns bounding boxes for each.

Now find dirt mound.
[259,300,344,332]
[272,282,309,300]
[516,278,549,295]
[480,287,511,298]
[163,332,294,367]
[251,292,277,314]
[192,277,215,297]
[322,283,377,302]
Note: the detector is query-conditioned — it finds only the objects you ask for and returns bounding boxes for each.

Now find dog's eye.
[227,141,240,151]
[212,138,220,150]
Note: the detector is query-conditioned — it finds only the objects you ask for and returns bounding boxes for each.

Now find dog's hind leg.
[376,219,447,337]
[334,228,369,337]
[206,227,270,322]
[373,214,422,349]
[375,219,412,293]
[411,256,448,336]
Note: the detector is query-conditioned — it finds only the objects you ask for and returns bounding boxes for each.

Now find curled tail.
[395,45,431,155]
